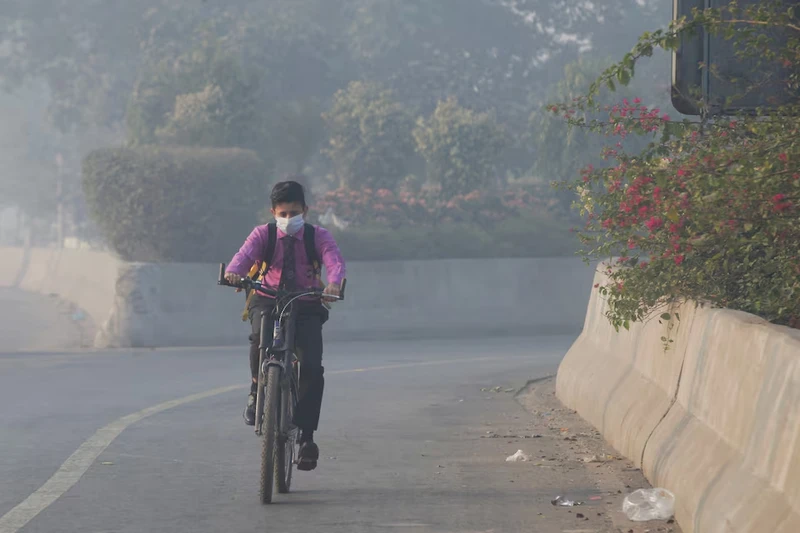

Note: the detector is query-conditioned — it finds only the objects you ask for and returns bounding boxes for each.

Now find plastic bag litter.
[551,495,582,507]
[622,488,675,521]
[505,450,531,462]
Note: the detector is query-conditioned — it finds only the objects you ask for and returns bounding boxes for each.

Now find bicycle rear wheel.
[276,366,299,494]
[260,365,280,504]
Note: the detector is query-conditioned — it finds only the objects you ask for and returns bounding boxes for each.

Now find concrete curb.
[556,270,800,533]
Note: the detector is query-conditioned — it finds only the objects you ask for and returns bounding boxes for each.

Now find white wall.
[1,248,593,348]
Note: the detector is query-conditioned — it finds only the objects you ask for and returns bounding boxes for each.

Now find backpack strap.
[303,223,322,283]
[241,223,278,321]
[264,222,277,267]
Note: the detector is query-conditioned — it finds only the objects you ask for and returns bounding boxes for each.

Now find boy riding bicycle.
[224,180,345,471]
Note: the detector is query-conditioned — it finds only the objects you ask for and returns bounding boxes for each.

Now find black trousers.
[248,295,328,432]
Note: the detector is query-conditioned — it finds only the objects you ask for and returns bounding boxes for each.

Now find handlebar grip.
[218,263,226,284]
[339,278,347,300]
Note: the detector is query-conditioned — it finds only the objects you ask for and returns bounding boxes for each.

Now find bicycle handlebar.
[217,263,346,301]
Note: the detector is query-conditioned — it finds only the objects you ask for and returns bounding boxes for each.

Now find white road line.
[0,385,242,533]
[0,355,503,532]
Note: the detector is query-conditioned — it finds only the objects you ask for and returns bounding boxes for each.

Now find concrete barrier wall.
[1,247,593,348]
[0,247,122,345]
[557,270,800,533]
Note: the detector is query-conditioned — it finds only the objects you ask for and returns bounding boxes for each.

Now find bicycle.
[217,263,346,504]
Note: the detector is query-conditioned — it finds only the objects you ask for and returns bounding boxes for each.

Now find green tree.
[323,81,415,190]
[271,99,327,176]
[413,97,508,197]
[126,38,264,151]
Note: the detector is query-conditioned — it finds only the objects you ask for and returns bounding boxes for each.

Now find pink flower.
[779,153,788,163]
[674,254,685,266]
[633,97,642,104]
[645,216,663,231]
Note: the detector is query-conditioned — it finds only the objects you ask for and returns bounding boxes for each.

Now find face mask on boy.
[276,213,304,235]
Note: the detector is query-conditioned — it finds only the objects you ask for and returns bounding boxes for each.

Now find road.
[0,333,598,533]
[0,288,88,353]
[1,289,670,533]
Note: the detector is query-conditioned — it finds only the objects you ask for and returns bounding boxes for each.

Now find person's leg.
[293,313,325,435]
[293,308,326,470]
[244,296,274,426]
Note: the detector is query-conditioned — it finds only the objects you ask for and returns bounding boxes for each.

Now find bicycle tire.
[260,365,280,504]
[276,372,298,494]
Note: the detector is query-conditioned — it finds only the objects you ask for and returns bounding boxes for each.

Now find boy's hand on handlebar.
[321,283,341,308]
[225,273,244,292]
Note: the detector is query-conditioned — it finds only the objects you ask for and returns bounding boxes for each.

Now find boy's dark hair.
[271,180,306,207]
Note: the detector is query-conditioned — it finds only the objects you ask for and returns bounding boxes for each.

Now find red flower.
[633,97,642,104]
[602,218,614,229]
[645,216,663,231]
[674,254,685,265]
[779,153,788,163]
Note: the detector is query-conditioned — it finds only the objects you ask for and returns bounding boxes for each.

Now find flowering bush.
[554,2,800,329]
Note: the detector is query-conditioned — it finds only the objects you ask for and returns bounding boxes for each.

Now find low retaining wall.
[1,247,593,348]
[556,271,800,533]
[0,247,122,346]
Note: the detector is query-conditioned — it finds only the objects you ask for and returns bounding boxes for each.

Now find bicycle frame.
[254,301,300,437]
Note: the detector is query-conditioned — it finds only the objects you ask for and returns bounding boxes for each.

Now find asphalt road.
[0,331,592,533]
[0,288,86,353]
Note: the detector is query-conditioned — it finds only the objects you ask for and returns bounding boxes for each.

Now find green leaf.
[660,313,672,320]
[667,208,680,223]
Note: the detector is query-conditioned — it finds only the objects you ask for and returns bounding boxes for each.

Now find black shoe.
[297,440,319,471]
[243,393,256,426]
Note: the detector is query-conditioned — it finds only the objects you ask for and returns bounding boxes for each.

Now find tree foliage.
[322,81,416,190]
[555,0,800,329]
[0,0,669,134]
[414,97,508,197]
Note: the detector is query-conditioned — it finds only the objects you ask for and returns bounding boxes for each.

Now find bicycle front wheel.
[260,365,281,504]
[276,368,298,494]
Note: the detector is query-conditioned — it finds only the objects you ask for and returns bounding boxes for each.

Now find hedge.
[82,145,269,262]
